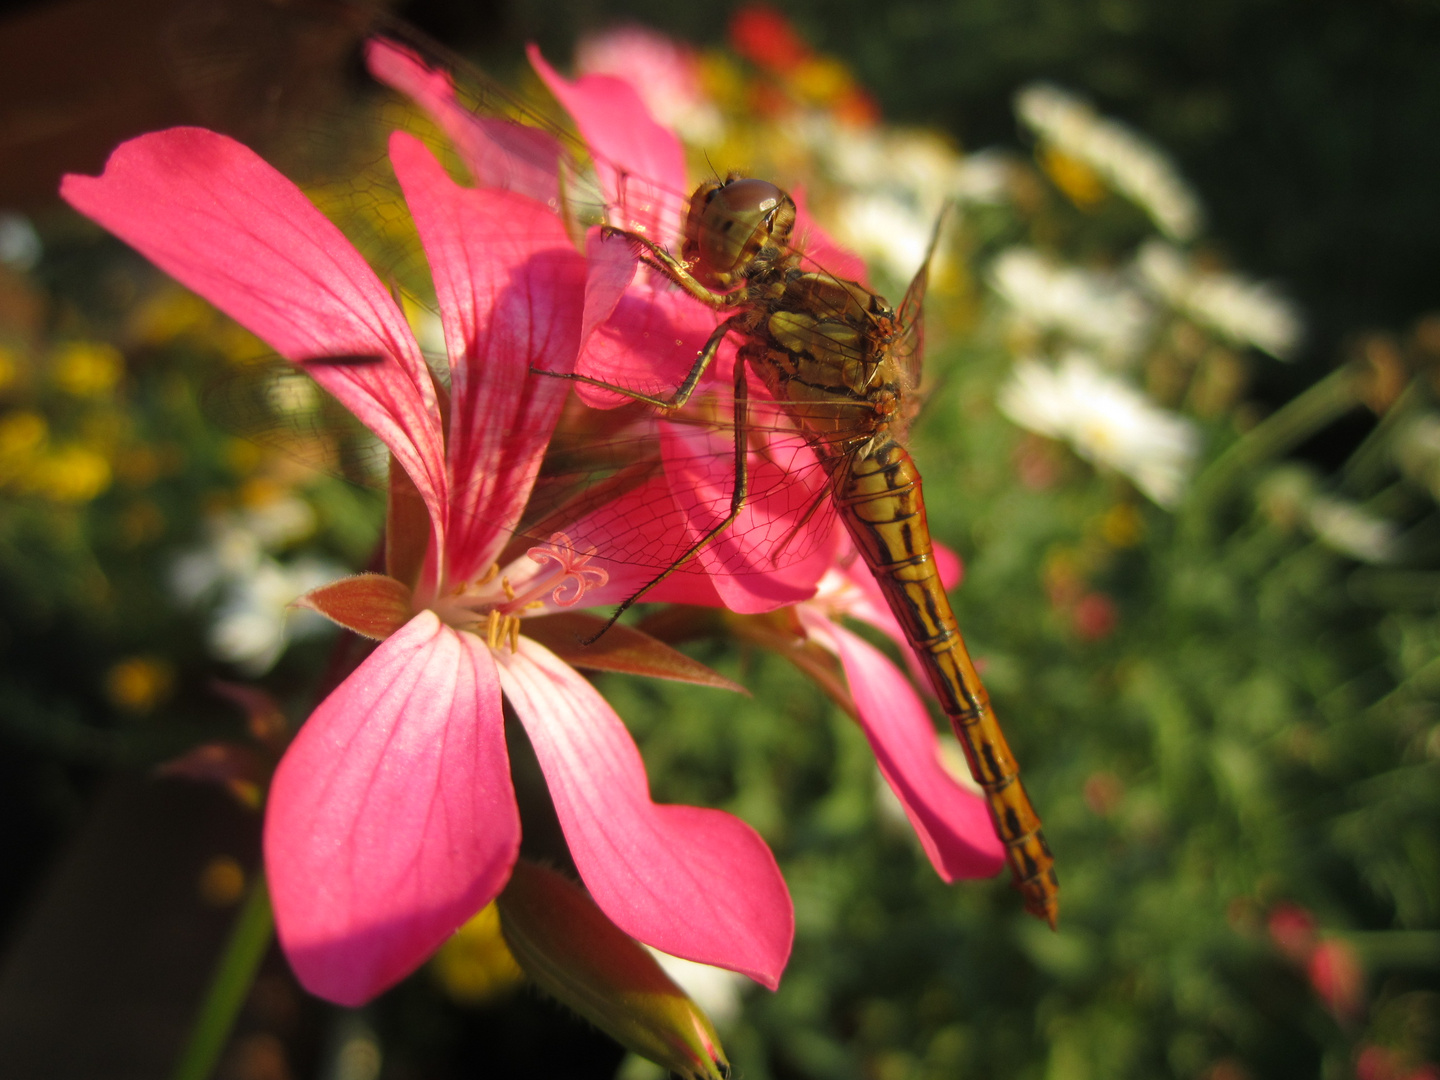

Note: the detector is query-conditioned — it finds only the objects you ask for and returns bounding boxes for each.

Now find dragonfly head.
[681,176,796,290]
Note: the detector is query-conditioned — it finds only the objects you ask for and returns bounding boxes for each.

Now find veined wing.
[203,355,853,588]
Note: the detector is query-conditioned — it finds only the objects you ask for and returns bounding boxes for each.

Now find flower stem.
[170,873,274,1080]
[1181,363,1361,537]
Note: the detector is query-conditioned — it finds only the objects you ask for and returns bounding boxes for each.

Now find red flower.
[729,5,813,73]
[1307,938,1364,1020]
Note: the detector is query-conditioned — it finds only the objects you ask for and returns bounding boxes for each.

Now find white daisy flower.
[1136,240,1302,360]
[990,247,1153,363]
[1015,83,1202,242]
[998,352,1201,506]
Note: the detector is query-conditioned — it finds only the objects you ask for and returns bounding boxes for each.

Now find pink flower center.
[430,532,609,648]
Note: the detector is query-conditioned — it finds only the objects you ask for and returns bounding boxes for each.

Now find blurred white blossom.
[789,120,1013,283]
[1307,497,1399,564]
[1259,466,1399,563]
[835,192,936,282]
[990,247,1153,363]
[1394,413,1440,500]
[1137,240,1302,360]
[999,352,1200,506]
[808,120,1011,209]
[1015,83,1202,241]
[170,494,345,673]
[0,212,41,271]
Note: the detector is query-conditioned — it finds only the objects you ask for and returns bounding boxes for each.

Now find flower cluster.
[60,27,1003,1017]
[1015,82,1202,241]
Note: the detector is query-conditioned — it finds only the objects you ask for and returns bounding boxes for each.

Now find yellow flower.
[0,410,46,468]
[52,341,124,398]
[130,288,213,345]
[0,345,21,393]
[31,445,111,502]
[431,902,523,1005]
[1040,145,1106,208]
[104,656,175,713]
[1099,503,1144,548]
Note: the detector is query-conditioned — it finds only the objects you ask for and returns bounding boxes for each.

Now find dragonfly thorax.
[681,176,796,290]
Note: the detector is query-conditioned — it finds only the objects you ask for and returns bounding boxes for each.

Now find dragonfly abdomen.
[832,439,1060,926]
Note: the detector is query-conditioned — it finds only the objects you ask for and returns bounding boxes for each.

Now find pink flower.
[789,537,1005,881]
[61,125,792,1004]
[1307,938,1364,1020]
[370,39,858,617]
[574,26,720,143]
[370,40,1000,884]
[1267,902,1318,963]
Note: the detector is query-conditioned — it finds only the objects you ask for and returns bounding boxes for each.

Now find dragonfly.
[194,1,1058,925]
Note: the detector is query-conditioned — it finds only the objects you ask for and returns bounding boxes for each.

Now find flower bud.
[497,861,729,1080]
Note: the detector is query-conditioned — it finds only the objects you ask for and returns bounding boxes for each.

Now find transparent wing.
[175,1,904,584]
[891,203,951,392]
[203,358,856,580]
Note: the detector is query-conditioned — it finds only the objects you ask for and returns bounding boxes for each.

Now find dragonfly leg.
[582,356,752,642]
[533,313,746,410]
[601,226,735,310]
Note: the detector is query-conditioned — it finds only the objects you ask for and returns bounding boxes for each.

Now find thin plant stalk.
[170,873,275,1080]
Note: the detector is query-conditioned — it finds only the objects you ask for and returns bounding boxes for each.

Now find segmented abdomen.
[830,438,1060,926]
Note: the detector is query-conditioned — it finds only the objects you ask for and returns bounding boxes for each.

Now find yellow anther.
[508,616,520,653]
[478,563,500,586]
[484,610,501,649]
[501,577,516,601]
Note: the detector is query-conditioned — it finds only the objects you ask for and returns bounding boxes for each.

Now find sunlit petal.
[496,637,793,988]
[390,133,587,580]
[265,612,518,1005]
[60,128,448,555]
[367,38,561,204]
[800,609,1004,881]
[529,44,688,246]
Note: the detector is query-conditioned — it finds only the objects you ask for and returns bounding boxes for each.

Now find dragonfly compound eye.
[682,177,796,289]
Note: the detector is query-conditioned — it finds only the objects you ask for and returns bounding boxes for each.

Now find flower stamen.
[484,609,522,652]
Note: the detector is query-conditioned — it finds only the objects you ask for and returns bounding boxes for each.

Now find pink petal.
[264,611,518,1005]
[552,431,834,616]
[550,471,728,611]
[577,276,729,408]
[659,421,833,612]
[366,38,561,205]
[389,133,587,582]
[529,44,689,247]
[60,129,448,559]
[799,609,1004,881]
[496,637,793,987]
